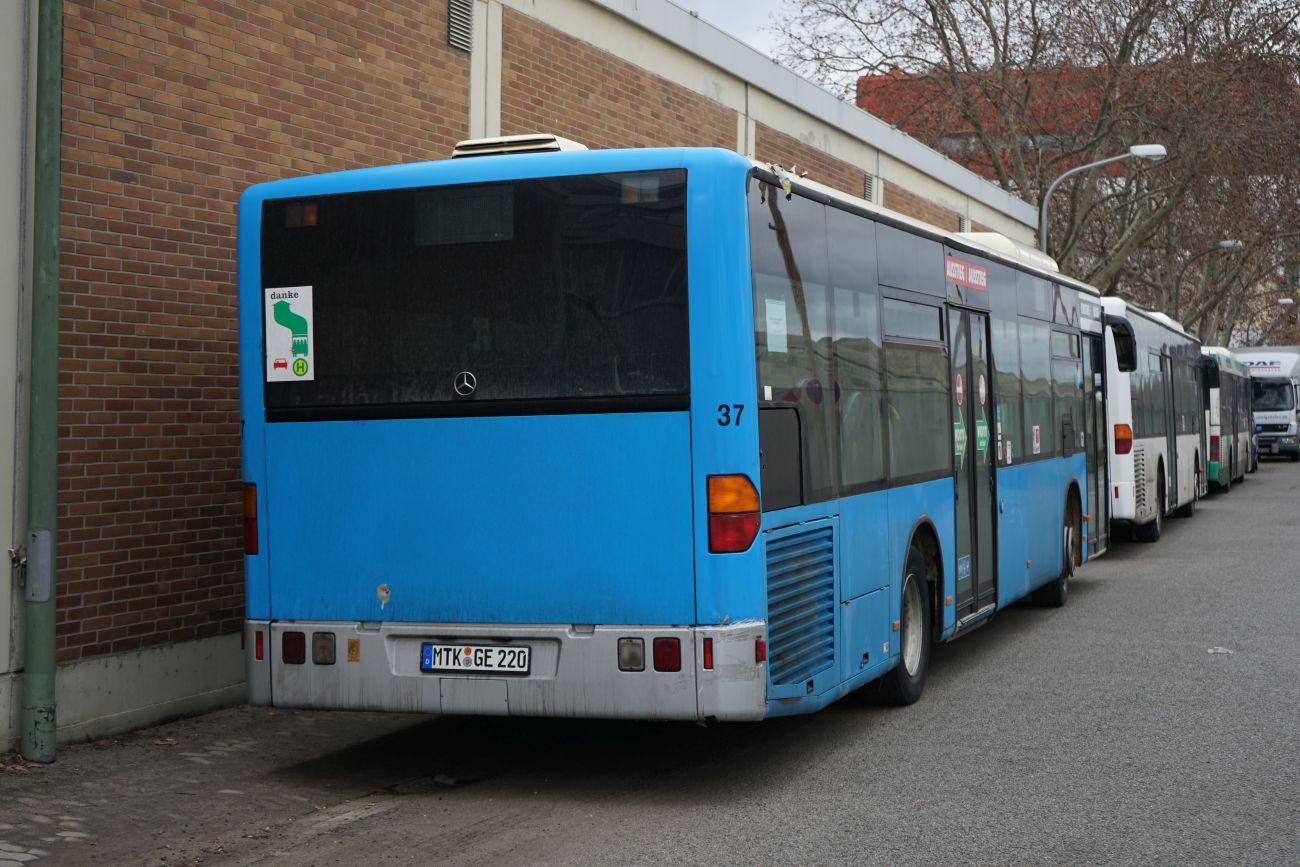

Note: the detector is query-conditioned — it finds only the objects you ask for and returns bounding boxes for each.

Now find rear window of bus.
[260,169,689,419]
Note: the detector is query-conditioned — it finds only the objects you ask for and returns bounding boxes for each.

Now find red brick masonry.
[56,0,469,661]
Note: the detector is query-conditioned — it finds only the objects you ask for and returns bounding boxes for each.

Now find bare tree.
[774,0,1300,340]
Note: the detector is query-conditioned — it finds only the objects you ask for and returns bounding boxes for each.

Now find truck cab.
[1236,348,1300,461]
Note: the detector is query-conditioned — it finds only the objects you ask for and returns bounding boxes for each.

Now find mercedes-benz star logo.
[454,370,477,396]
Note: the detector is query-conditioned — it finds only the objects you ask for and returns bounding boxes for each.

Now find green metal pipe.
[21,0,63,763]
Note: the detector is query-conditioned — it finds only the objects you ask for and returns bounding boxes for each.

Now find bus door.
[949,307,996,618]
[1161,354,1177,510]
[1083,335,1108,555]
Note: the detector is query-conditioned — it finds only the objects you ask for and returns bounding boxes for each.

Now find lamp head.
[1128,144,1167,160]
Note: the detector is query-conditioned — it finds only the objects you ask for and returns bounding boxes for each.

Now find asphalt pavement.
[1,462,1297,866]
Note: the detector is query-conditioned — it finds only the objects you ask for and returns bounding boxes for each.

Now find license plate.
[1272,443,1280,454]
[421,643,530,674]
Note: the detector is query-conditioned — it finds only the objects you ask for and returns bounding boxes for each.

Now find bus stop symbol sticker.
[265,285,314,382]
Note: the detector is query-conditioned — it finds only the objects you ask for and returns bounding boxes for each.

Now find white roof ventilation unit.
[956,231,1060,274]
[452,134,589,158]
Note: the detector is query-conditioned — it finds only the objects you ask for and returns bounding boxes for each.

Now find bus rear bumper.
[244,619,767,721]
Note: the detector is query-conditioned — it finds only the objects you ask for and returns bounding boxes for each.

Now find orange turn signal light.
[1114,423,1133,455]
[707,475,760,514]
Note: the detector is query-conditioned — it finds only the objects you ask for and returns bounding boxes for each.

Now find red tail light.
[707,475,760,553]
[1114,423,1133,455]
[702,637,714,670]
[708,513,761,553]
[652,637,681,672]
[755,637,767,663]
[1210,435,1220,461]
[282,631,306,665]
[255,630,264,661]
[243,482,258,555]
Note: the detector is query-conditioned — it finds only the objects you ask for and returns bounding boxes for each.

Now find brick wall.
[57,0,470,662]
[884,184,963,232]
[753,124,865,199]
[499,9,736,150]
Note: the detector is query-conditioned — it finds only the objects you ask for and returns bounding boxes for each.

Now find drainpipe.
[21,0,62,763]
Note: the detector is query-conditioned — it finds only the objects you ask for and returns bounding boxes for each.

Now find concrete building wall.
[1,0,1041,751]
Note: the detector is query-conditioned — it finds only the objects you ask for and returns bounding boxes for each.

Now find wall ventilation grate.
[448,0,473,52]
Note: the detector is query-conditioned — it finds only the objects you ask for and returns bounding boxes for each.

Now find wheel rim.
[1063,519,1076,579]
[901,573,923,676]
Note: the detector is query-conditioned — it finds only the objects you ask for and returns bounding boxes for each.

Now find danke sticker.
[265,285,314,382]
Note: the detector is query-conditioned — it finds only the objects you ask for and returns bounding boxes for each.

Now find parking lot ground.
[2,462,1298,866]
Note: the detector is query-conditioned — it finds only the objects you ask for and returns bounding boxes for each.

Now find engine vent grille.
[766,525,835,686]
[1133,447,1147,514]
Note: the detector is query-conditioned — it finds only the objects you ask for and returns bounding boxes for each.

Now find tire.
[879,545,932,706]
[1218,450,1231,494]
[1136,473,1164,543]
[1290,451,1299,463]
[1033,495,1076,607]
[1175,468,1198,518]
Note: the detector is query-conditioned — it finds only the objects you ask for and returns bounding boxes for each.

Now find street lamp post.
[1172,239,1244,321]
[1038,144,1168,254]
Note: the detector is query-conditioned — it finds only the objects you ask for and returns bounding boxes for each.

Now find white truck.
[1234,346,1300,462]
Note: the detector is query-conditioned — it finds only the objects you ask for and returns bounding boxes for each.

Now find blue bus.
[239,139,1110,720]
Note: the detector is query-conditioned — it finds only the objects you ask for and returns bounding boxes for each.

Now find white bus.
[1102,299,1203,542]
[1200,347,1252,490]
[1233,347,1300,462]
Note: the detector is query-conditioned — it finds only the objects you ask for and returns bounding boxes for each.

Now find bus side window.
[749,183,836,507]
[827,208,884,493]
[1052,330,1082,455]
[1149,351,1167,436]
[883,341,950,480]
[991,314,1022,464]
[881,298,948,481]
[1019,319,1053,457]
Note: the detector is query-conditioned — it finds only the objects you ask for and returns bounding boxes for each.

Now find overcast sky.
[671,0,786,57]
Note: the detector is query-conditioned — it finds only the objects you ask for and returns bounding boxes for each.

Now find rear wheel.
[1175,467,1198,518]
[879,545,931,706]
[1033,495,1076,607]
[1136,473,1164,543]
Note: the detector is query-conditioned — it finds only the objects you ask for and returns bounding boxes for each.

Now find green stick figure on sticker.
[272,300,309,358]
